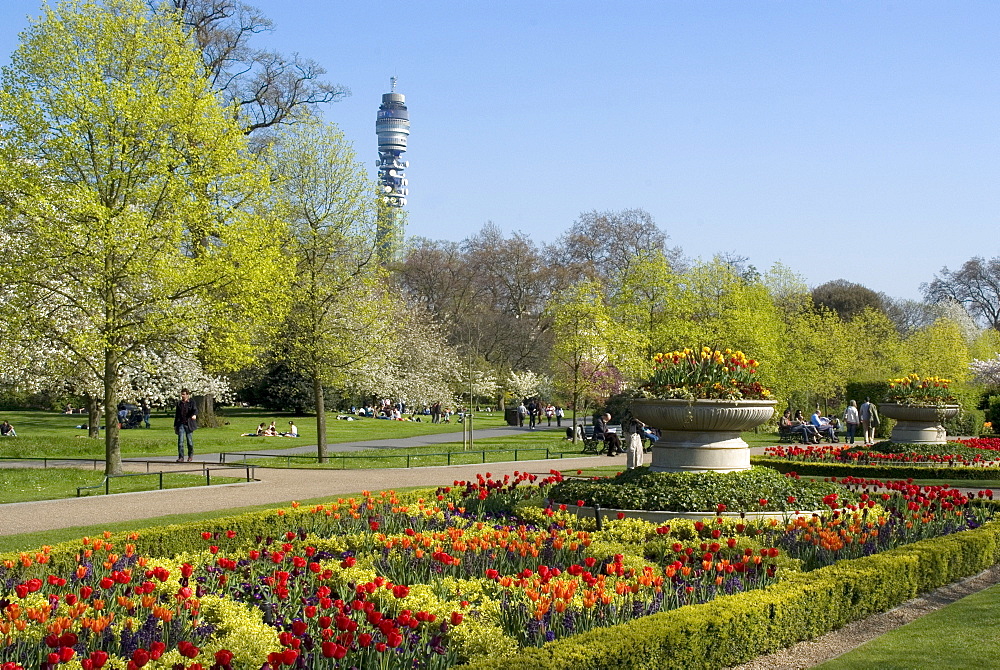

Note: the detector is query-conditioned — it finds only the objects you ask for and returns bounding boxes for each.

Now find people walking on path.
[173,389,198,462]
[860,398,880,445]
[844,400,860,444]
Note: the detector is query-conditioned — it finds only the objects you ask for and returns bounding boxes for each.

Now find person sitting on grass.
[0,420,16,437]
[280,421,298,437]
[240,423,267,437]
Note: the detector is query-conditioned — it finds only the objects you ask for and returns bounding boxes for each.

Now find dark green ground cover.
[549,466,845,512]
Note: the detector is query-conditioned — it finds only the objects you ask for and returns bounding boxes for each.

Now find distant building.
[375,77,409,262]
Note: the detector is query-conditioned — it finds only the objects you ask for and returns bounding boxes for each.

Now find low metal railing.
[75,465,256,496]
[218,447,586,469]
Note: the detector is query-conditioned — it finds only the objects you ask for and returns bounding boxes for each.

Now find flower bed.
[0,470,996,669]
[885,374,956,404]
[764,438,1000,467]
[641,348,771,401]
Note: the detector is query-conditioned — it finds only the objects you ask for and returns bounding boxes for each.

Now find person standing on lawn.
[174,388,198,462]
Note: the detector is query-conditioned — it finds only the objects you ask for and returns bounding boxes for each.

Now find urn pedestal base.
[879,403,960,445]
[632,399,776,474]
[650,430,750,473]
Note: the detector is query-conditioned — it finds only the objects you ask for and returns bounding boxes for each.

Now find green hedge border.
[457,518,1000,670]
[751,455,1000,481]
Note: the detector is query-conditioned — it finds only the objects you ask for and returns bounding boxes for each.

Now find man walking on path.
[174,388,198,462]
[860,397,879,446]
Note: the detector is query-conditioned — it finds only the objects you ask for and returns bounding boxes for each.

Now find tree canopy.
[0,0,286,473]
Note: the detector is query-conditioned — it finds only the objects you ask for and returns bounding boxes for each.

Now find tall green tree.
[267,117,385,460]
[0,0,284,474]
[546,280,624,439]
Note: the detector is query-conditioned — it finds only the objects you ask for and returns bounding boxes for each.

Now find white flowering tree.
[504,369,551,403]
[971,356,1000,386]
[347,307,459,410]
[454,366,499,410]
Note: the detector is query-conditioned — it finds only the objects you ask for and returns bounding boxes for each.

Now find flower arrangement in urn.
[641,347,772,401]
[885,374,956,405]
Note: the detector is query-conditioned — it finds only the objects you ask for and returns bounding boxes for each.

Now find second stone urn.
[878,402,960,444]
[631,398,777,473]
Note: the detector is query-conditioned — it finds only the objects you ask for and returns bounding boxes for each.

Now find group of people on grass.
[241,420,298,437]
[780,398,881,445]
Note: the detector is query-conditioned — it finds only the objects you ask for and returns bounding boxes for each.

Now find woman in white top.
[843,400,860,444]
[624,418,646,469]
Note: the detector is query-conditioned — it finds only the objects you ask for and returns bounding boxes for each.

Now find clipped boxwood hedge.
[456,518,1000,670]
[752,455,1000,481]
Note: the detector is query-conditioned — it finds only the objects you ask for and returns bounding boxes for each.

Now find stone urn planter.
[631,398,777,473]
[878,403,960,444]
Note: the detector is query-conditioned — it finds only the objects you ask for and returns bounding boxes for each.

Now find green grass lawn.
[816,584,1000,669]
[243,431,595,469]
[0,408,507,460]
[0,467,244,503]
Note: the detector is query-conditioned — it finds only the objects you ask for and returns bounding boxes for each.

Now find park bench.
[578,425,621,454]
[777,424,798,443]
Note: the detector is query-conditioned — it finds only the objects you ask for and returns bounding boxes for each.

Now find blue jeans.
[177,425,194,459]
[846,423,857,444]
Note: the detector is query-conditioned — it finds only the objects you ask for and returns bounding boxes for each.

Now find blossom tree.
[347,306,459,410]
[504,369,551,404]
[971,356,1000,386]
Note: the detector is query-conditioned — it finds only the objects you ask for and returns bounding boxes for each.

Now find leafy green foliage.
[548,467,844,512]
[0,0,286,474]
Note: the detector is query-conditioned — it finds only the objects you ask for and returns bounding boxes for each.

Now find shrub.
[548,467,844,512]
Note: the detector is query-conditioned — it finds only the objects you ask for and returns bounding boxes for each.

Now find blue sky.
[2,1,999,300]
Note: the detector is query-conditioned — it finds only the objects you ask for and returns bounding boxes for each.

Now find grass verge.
[241,432,592,469]
[815,584,1000,669]
[0,467,243,503]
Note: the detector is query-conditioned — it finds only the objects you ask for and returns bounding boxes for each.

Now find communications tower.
[375,77,409,261]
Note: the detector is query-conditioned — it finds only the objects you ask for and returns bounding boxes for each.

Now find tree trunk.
[314,376,327,463]
[85,394,100,439]
[193,393,224,427]
[571,392,579,443]
[103,353,122,476]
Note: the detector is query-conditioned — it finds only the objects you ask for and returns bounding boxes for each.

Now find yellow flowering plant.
[885,374,956,405]
[641,347,772,400]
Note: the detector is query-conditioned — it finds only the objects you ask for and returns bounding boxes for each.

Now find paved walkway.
[0,426,626,537]
[136,424,569,461]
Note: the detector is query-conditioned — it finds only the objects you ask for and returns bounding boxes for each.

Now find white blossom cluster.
[971,356,1000,386]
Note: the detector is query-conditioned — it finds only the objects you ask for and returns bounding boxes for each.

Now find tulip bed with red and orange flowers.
[763,438,1000,467]
[0,469,996,669]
